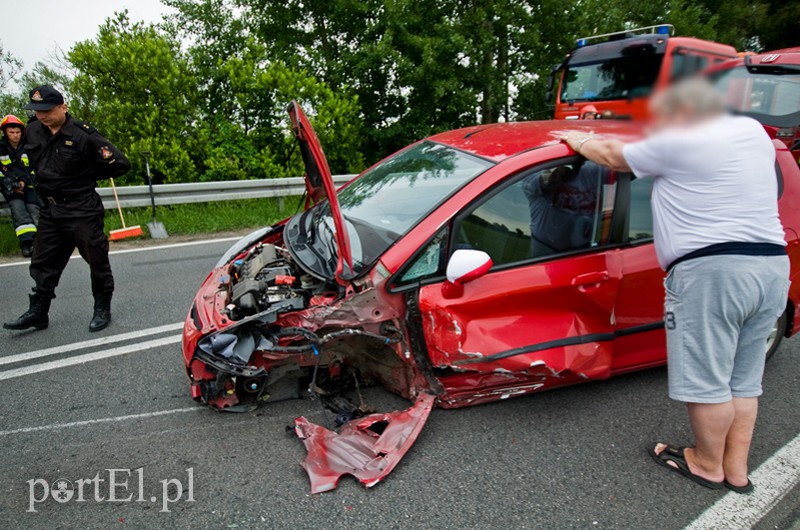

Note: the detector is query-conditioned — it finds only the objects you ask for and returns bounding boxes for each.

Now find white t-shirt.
[622,114,786,270]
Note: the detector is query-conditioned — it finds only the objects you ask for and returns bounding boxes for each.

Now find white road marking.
[0,335,182,380]
[0,235,241,268]
[0,322,184,366]
[0,407,203,437]
[106,236,241,256]
[685,432,800,530]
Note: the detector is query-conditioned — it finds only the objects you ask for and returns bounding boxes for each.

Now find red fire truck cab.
[706,48,800,161]
[548,25,737,120]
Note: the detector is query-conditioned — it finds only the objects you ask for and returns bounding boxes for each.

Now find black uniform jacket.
[0,137,34,189]
[25,115,130,198]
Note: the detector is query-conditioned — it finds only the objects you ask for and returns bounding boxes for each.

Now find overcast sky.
[3,0,173,69]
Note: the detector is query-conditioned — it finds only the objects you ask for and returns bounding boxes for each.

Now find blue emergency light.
[575,24,673,46]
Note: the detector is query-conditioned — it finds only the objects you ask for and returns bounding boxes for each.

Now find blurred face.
[582,112,596,120]
[646,94,692,134]
[4,126,22,146]
[34,104,68,130]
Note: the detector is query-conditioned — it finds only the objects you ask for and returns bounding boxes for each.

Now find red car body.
[183,103,800,491]
[183,104,800,409]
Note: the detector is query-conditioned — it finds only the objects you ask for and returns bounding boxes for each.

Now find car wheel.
[766,310,788,362]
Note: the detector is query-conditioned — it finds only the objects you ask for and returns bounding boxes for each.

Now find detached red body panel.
[294,393,435,493]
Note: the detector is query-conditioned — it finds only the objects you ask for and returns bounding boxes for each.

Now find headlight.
[214,227,273,268]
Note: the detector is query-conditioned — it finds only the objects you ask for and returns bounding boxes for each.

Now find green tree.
[0,42,25,117]
[226,54,363,174]
[227,0,568,156]
[759,0,800,51]
[68,11,199,184]
[164,2,366,178]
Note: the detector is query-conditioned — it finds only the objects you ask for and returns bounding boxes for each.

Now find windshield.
[711,66,800,127]
[285,141,494,280]
[561,54,664,102]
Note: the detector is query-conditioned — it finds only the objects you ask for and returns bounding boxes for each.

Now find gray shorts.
[664,254,790,403]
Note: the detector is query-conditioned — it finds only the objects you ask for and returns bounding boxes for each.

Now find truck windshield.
[561,54,665,102]
[711,66,800,126]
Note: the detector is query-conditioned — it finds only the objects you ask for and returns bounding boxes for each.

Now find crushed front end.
[182,225,435,412]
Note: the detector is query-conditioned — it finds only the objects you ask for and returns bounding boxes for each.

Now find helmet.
[0,115,24,131]
[580,105,598,119]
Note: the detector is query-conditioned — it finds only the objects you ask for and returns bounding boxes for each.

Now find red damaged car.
[183,102,800,492]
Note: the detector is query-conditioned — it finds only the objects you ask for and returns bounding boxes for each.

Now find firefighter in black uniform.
[4,85,131,333]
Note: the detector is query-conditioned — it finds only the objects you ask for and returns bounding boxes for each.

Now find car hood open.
[287,100,354,285]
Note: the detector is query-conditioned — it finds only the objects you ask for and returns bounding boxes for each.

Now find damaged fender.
[294,393,436,493]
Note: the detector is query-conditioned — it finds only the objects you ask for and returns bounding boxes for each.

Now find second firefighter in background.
[0,114,41,257]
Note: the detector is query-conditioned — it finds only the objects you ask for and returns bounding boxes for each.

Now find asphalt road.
[0,238,798,529]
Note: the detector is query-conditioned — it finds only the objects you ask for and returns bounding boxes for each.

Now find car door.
[413,159,624,392]
[609,175,668,372]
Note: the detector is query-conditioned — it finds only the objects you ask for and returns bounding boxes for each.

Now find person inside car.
[523,161,604,257]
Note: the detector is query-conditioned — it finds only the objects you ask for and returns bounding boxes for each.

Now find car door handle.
[571,271,609,287]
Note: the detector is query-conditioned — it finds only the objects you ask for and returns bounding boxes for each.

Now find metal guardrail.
[0,174,356,216]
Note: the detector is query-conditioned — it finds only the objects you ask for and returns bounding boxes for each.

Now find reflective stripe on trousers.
[15,223,37,237]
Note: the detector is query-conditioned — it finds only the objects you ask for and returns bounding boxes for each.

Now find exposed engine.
[190,239,404,412]
[226,242,326,320]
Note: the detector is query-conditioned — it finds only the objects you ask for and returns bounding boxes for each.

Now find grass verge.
[0,196,303,256]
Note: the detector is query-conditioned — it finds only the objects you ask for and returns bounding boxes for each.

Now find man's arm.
[560,132,632,173]
[88,132,131,179]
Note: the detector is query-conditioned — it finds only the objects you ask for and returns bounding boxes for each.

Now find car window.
[671,53,709,81]
[670,53,687,80]
[396,228,449,284]
[456,161,618,267]
[629,176,654,241]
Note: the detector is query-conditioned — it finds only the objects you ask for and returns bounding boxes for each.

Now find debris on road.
[294,393,435,493]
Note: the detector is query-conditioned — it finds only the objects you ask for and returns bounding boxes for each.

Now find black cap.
[23,85,64,111]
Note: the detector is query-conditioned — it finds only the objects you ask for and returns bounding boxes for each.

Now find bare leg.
[683,402,734,482]
[721,397,758,486]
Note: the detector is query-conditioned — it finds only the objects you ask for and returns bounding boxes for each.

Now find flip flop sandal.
[649,443,725,490]
[724,479,754,494]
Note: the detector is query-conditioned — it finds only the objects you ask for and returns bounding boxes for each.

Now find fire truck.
[548,25,737,120]
[706,48,800,160]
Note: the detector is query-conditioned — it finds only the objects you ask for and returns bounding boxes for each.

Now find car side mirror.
[442,249,492,298]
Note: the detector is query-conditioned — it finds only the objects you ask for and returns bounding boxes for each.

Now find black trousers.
[30,196,114,298]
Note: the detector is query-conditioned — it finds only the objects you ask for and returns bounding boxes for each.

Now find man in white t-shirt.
[562,78,790,494]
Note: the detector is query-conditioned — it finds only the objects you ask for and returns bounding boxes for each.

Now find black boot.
[3,293,51,330]
[89,293,112,332]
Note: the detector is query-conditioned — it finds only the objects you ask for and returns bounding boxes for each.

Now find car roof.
[428,120,643,162]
